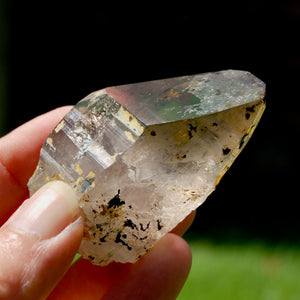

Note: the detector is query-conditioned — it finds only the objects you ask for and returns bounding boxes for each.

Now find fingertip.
[0,180,84,299]
[171,210,196,236]
[102,233,192,300]
[6,181,81,240]
[162,233,192,272]
[48,258,127,299]
[149,233,192,291]
[19,216,84,299]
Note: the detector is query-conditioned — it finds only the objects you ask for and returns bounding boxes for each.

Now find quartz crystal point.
[28,70,265,265]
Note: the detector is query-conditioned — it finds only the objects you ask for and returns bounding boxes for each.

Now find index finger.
[0,106,72,220]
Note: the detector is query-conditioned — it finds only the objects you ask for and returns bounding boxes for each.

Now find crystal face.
[28,70,266,265]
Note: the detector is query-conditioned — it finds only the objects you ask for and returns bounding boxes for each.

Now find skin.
[0,107,195,300]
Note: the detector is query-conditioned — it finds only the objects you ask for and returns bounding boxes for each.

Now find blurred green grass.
[178,238,300,300]
[72,236,300,299]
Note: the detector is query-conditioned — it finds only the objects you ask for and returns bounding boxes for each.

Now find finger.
[0,181,83,300]
[103,233,192,300]
[48,258,128,299]
[0,106,72,218]
[49,233,192,300]
[48,212,196,299]
[171,210,196,236]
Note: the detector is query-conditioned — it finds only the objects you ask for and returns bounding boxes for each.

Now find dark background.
[4,2,300,242]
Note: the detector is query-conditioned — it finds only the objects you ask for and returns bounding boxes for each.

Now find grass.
[72,235,300,299]
[178,238,300,300]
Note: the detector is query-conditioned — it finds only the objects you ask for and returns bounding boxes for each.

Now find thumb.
[0,181,83,300]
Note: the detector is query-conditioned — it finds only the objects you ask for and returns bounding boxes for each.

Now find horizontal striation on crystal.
[28,70,266,265]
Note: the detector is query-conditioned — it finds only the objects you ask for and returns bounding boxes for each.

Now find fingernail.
[6,181,81,240]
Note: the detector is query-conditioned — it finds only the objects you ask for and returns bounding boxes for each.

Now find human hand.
[0,107,194,300]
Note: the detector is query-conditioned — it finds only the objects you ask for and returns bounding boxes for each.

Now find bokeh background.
[1,1,300,299]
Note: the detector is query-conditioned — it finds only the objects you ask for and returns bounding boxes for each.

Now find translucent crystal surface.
[28,70,265,265]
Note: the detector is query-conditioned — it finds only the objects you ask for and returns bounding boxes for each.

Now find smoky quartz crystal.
[28,70,265,265]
